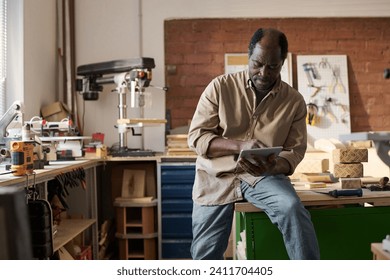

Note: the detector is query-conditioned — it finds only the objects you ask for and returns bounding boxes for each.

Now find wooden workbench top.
[235,189,390,212]
[0,159,102,187]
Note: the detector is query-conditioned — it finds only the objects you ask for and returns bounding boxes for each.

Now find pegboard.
[296,55,351,146]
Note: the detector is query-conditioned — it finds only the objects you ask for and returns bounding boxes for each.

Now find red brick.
[165,18,390,130]
[185,53,213,64]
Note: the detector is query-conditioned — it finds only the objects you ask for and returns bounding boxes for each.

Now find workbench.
[235,189,390,260]
[0,159,101,259]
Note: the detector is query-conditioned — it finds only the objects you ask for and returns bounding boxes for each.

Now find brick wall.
[164,18,390,131]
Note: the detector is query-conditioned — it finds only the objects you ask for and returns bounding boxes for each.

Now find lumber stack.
[166,134,196,156]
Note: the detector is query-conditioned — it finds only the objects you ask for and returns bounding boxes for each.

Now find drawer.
[162,199,193,213]
[161,184,193,198]
[162,239,192,259]
[162,214,192,238]
[161,165,195,184]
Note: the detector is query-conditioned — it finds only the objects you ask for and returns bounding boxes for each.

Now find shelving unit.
[0,159,100,260]
[114,199,158,259]
[106,159,159,259]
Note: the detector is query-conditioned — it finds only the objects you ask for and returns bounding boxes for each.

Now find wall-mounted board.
[297,55,351,146]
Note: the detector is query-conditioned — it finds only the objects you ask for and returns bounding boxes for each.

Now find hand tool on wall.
[318,57,331,69]
[320,97,338,123]
[315,188,363,198]
[302,63,315,86]
[329,65,346,94]
[306,103,319,126]
[308,85,325,98]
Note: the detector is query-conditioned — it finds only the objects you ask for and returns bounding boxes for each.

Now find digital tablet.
[238,146,283,163]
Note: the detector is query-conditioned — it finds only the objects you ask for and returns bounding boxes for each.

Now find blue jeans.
[191,174,320,260]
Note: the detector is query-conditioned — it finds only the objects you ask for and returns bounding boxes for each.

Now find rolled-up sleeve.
[188,80,221,158]
[278,94,308,175]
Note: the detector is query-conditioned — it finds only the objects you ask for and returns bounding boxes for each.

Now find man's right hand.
[207,138,265,158]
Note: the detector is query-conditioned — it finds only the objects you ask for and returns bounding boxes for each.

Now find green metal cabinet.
[236,206,390,260]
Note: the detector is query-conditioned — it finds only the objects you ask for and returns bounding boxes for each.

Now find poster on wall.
[224,53,293,86]
[296,55,351,147]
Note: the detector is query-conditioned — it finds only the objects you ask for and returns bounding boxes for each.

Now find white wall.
[23,0,57,121]
[7,0,24,109]
[7,0,56,121]
[9,0,390,151]
[75,0,147,150]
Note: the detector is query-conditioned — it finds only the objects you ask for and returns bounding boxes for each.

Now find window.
[0,0,6,115]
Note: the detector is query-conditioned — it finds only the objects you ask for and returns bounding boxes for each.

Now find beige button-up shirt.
[188,70,307,205]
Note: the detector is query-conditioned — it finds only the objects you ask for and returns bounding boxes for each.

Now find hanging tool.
[308,85,325,98]
[318,57,331,69]
[320,97,338,123]
[329,65,346,93]
[315,188,363,198]
[306,103,319,126]
[302,63,315,86]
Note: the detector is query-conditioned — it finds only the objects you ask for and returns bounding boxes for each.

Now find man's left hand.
[237,153,277,177]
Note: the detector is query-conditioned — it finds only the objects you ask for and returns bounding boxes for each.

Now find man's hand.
[237,153,277,176]
[207,138,265,158]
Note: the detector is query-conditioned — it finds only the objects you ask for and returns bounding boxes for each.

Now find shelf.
[118,237,157,259]
[116,232,158,239]
[53,218,96,252]
[114,198,157,208]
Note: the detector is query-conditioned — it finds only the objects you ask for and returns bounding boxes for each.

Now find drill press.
[76,57,167,157]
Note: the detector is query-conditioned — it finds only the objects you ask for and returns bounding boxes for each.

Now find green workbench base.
[236,206,390,260]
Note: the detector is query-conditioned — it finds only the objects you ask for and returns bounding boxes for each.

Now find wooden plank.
[117,118,167,124]
[121,169,146,198]
[0,159,101,187]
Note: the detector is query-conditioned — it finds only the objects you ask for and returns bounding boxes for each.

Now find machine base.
[109,148,155,157]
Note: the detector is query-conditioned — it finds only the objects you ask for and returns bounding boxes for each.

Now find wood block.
[295,158,329,173]
[333,148,368,163]
[349,141,372,148]
[334,163,363,178]
[340,178,362,189]
[299,173,334,183]
[304,182,327,189]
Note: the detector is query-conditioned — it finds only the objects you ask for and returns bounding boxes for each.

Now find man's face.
[248,42,283,92]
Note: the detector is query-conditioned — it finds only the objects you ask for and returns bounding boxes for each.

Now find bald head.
[248,28,288,61]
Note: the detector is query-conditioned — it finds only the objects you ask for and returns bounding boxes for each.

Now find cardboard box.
[332,148,368,163]
[41,102,70,122]
[334,163,363,178]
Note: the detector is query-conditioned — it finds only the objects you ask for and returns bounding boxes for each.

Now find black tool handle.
[329,189,363,198]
